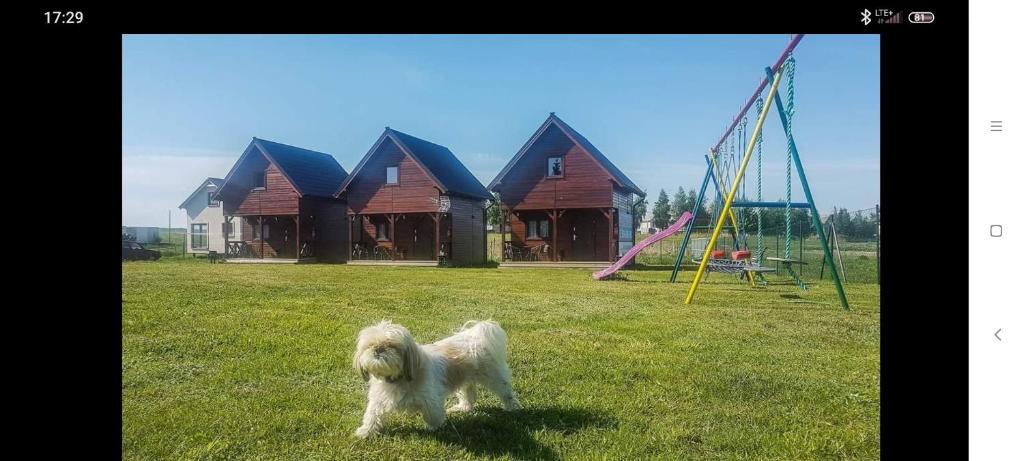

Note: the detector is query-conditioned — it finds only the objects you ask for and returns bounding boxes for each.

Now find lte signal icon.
[861,9,872,25]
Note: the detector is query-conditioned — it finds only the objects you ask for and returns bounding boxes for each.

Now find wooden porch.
[499,207,619,262]
[348,212,451,263]
[346,260,439,267]
[498,261,609,269]
[223,214,316,261]
[225,257,316,264]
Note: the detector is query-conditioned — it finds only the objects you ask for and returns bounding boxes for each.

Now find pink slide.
[592,211,693,280]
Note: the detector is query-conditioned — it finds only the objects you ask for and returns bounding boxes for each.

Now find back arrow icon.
[995,329,1002,341]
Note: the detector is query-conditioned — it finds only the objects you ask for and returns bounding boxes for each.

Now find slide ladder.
[592,212,693,280]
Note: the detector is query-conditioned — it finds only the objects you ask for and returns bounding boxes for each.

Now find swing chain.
[784,55,796,259]
[754,97,764,263]
[739,116,748,248]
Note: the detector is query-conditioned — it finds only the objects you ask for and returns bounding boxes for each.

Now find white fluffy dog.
[351,319,522,438]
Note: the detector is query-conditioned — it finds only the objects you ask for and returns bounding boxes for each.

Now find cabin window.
[386,166,399,185]
[252,222,270,240]
[547,156,563,177]
[191,223,208,250]
[252,171,266,189]
[526,219,550,239]
[376,222,390,241]
[207,191,220,207]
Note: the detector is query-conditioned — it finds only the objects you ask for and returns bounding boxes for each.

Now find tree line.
[635,188,878,241]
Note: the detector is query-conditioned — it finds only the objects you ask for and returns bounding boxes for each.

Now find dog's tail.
[461,319,508,363]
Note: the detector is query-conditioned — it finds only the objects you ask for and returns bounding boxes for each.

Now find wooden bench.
[765,257,809,290]
[766,257,807,265]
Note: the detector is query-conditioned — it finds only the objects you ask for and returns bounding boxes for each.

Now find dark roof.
[248,138,348,198]
[488,113,644,196]
[336,128,492,200]
[178,177,224,209]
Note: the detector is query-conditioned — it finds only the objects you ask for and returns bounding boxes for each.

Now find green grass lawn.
[122,259,879,460]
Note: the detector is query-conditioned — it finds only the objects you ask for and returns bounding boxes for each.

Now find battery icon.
[909,12,934,23]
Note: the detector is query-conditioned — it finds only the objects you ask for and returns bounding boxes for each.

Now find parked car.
[122,240,161,261]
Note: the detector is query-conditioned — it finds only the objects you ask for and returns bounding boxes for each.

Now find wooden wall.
[344,138,442,214]
[218,149,301,217]
[507,208,614,261]
[507,210,550,259]
[235,200,346,261]
[563,209,613,262]
[612,187,635,257]
[302,197,348,262]
[394,214,437,260]
[235,163,299,215]
[449,196,487,265]
[240,216,292,258]
[498,124,613,210]
[219,147,266,215]
[350,213,438,260]
[352,215,391,250]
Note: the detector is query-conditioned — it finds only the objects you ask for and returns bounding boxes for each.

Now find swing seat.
[731,250,751,260]
[696,258,751,274]
[710,249,726,259]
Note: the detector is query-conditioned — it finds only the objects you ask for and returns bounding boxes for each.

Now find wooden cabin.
[336,128,492,265]
[489,113,644,262]
[214,138,349,262]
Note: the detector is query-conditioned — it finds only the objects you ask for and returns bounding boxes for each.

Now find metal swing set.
[667,34,850,310]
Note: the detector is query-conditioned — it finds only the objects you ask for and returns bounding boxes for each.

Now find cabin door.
[410,215,435,260]
[570,212,599,261]
[280,221,296,258]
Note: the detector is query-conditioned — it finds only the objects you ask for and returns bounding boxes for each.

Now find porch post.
[549,209,558,262]
[346,214,352,261]
[434,213,441,261]
[223,214,230,254]
[389,214,396,261]
[608,207,615,262]
[295,215,300,259]
[500,208,506,262]
[258,215,264,259]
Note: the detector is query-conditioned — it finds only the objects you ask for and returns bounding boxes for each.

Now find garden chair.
[504,242,524,261]
[528,244,549,261]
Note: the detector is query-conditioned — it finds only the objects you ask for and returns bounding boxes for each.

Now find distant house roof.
[178,177,224,209]
[219,138,348,199]
[488,113,644,196]
[335,128,492,200]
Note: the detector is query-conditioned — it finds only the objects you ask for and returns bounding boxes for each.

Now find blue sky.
[123,34,879,227]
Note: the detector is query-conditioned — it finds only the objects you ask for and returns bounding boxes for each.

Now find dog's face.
[352,320,420,382]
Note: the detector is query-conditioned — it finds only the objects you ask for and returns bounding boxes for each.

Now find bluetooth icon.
[861,9,872,25]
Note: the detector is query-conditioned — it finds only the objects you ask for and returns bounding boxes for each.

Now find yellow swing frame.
[684,63,786,304]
